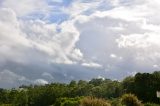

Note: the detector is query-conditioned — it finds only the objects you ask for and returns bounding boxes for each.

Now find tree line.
[0,71,160,106]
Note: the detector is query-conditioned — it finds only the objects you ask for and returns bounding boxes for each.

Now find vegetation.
[144,103,160,106]
[53,97,82,106]
[80,96,111,106]
[0,71,160,106]
[121,94,142,106]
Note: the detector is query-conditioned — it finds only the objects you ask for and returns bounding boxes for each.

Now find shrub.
[144,103,160,106]
[0,104,13,106]
[110,98,123,106]
[80,96,111,106]
[121,94,143,106]
[62,100,79,106]
[53,97,82,106]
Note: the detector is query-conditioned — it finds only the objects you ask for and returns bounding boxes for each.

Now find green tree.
[122,76,135,94]
[134,72,160,103]
[89,78,104,86]
[13,90,28,106]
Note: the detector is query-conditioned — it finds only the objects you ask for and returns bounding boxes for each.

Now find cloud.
[0,7,82,65]
[110,54,117,58]
[0,8,31,64]
[34,79,48,85]
[0,4,103,88]
[1,0,160,88]
[74,0,160,78]
[42,72,54,80]
[1,0,49,17]
[50,0,63,3]
[81,62,102,68]
[0,70,29,88]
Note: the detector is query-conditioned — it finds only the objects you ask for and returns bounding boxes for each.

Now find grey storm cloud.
[0,0,160,88]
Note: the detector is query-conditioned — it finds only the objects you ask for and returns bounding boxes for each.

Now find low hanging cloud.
[0,0,160,88]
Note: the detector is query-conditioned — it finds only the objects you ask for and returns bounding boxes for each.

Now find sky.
[0,0,160,88]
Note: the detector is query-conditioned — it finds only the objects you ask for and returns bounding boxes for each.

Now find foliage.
[122,71,160,103]
[121,93,143,106]
[13,90,28,106]
[135,72,160,103]
[0,104,13,106]
[80,96,111,106]
[122,76,135,94]
[0,71,160,106]
[53,97,82,106]
[144,103,160,106]
[110,98,123,106]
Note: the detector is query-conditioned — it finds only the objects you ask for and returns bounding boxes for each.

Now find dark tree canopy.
[0,71,160,106]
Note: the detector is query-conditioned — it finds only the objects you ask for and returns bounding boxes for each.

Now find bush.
[0,104,13,106]
[110,98,123,106]
[121,94,143,106]
[80,96,111,106]
[144,103,160,106]
[53,97,82,106]
[62,101,79,106]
